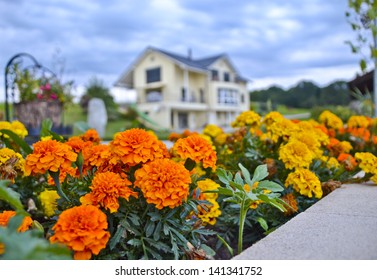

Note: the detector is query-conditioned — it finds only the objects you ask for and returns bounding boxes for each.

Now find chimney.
[188,48,192,60]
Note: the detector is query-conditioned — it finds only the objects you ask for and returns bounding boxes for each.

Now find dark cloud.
[0,0,362,101]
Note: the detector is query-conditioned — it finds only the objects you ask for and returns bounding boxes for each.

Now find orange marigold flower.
[80,171,138,213]
[337,153,357,171]
[109,128,169,166]
[65,136,93,153]
[80,129,101,144]
[0,211,33,232]
[82,144,113,172]
[50,205,110,260]
[281,193,298,216]
[25,140,77,176]
[168,132,182,142]
[172,134,217,170]
[134,159,191,209]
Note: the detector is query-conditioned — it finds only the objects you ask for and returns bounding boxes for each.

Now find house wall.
[130,50,249,130]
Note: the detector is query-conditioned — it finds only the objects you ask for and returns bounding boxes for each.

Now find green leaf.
[145,221,155,238]
[184,158,196,171]
[234,172,245,186]
[127,238,142,247]
[238,163,252,185]
[268,199,287,212]
[74,121,91,133]
[200,244,216,257]
[0,227,72,260]
[360,59,367,72]
[210,187,233,196]
[257,180,284,192]
[153,221,162,241]
[216,168,233,185]
[0,181,26,213]
[257,217,269,231]
[0,129,32,154]
[251,164,269,185]
[216,234,234,256]
[109,225,124,250]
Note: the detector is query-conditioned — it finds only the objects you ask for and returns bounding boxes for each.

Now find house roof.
[115,46,249,87]
[347,70,374,94]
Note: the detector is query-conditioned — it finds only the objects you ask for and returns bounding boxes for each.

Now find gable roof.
[115,46,248,87]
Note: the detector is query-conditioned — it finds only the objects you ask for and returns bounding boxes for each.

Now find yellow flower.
[321,156,340,169]
[39,190,60,217]
[290,130,323,158]
[214,132,228,145]
[50,205,110,260]
[0,148,25,181]
[318,110,344,130]
[285,168,322,199]
[0,121,12,138]
[263,111,284,127]
[279,139,313,169]
[264,118,295,143]
[196,179,220,201]
[40,135,53,141]
[196,199,221,225]
[202,124,223,138]
[80,171,138,213]
[347,115,370,128]
[355,152,377,174]
[10,120,28,138]
[134,159,191,209]
[231,110,261,131]
[110,128,169,166]
[172,134,217,170]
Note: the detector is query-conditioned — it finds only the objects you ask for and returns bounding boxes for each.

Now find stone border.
[233,182,377,259]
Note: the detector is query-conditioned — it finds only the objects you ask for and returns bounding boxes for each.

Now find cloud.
[0,0,362,104]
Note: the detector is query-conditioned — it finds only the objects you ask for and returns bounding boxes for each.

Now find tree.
[345,0,377,116]
[80,77,119,120]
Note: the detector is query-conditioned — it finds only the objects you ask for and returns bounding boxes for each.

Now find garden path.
[233,182,377,259]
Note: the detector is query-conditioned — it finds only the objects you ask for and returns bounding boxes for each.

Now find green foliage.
[79,77,119,120]
[310,105,356,122]
[0,215,72,260]
[214,164,286,254]
[346,0,377,72]
[250,80,351,112]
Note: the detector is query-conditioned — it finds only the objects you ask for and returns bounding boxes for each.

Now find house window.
[146,91,162,102]
[217,88,238,105]
[199,88,205,103]
[178,112,188,129]
[223,72,230,82]
[146,67,161,83]
[240,93,245,103]
[211,70,219,81]
[181,88,187,101]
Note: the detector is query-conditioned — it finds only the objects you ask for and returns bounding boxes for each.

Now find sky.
[0,0,366,103]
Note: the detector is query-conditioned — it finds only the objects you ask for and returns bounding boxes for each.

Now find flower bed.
[0,110,376,260]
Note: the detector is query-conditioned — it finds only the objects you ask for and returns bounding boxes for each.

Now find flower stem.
[238,198,247,254]
[49,170,70,202]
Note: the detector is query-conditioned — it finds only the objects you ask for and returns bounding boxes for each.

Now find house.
[347,69,374,97]
[115,46,250,131]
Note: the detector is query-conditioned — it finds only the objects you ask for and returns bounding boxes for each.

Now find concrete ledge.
[233,182,377,260]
